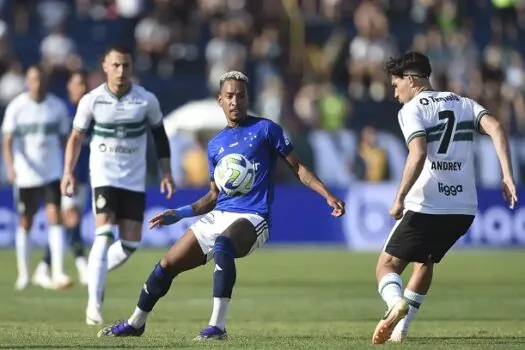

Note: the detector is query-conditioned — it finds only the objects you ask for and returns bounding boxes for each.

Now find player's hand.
[160,174,176,199]
[6,168,15,184]
[60,173,76,197]
[148,209,180,229]
[502,177,518,209]
[327,195,345,217]
[389,198,404,220]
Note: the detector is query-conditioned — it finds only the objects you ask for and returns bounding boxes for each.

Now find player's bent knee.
[377,251,407,275]
[222,218,257,258]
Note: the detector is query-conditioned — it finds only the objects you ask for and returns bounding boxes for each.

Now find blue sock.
[67,226,85,258]
[43,245,51,266]
[137,263,176,312]
[212,236,237,298]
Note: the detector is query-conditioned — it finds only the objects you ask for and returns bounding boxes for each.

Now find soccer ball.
[214,153,255,196]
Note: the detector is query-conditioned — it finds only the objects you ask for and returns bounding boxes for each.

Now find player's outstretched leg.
[390,262,432,343]
[372,251,409,344]
[194,218,258,341]
[97,229,205,337]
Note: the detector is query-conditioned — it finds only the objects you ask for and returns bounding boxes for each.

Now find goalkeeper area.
[0,248,523,349]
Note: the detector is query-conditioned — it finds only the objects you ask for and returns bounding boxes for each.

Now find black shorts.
[92,186,146,222]
[16,180,61,216]
[384,210,475,263]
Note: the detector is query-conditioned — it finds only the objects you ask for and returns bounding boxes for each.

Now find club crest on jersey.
[115,126,127,138]
[96,194,107,209]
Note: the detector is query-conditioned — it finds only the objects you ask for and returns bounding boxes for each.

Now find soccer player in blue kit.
[97,71,346,340]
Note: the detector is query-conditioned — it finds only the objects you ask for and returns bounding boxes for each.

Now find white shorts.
[61,184,88,211]
[190,210,270,262]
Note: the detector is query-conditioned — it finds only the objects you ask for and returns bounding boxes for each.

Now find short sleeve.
[207,146,216,181]
[470,99,490,134]
[73,94,93,132]
[145,92,163,127]
[398,107,426,145]
[1,100,17,134]
[58,101,71,135]
[266,120,294,157]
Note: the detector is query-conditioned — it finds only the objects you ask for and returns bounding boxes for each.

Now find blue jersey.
[66,100,90,183]
[207,116,293,222]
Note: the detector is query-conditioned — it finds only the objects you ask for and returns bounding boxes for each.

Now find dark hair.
[384,51,432,79]
[69,69,87,81]
[104,45,132,57]
[27,64,46,76]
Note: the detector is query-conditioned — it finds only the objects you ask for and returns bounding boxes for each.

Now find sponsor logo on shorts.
[438,182,463,196]
[98,143,139,154]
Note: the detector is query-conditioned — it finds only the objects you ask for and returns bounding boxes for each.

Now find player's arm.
[282,151,332,198]
[393,108,427,211]
[394,136,427,203]
[478,112,518,208]
[62,94,92,195]
[265,120,344,216]
[149,145,220,228]
[1,101,17,183]
[146,91,175,198]
[149,181,219,228]
[477,112,514,180]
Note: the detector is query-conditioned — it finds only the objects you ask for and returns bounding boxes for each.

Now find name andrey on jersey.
[419,94,460,105]
[431,161,462,171]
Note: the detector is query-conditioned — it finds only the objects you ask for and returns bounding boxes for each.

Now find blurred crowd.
[0,0,524,188]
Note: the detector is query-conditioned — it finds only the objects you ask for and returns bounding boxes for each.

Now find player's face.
[103,51,132,87]
[391,75,411,104]
[218,80,249,123]
[26,67,46,96]
[68,73,87,104]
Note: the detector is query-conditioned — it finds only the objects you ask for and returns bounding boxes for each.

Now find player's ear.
[217,93,222,106]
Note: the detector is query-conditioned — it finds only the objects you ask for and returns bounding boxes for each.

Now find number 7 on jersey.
[437,110,456,154]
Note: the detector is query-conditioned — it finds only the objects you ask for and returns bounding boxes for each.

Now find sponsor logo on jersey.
[98,143,139,154]
[431,161,462,171]
[437,182,463,196]
[420,94,460,105]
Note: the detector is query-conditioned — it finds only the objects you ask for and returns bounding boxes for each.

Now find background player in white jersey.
[61,46,175,325]
[32,70,90,289]
[1,65,70,290]
[371,52,518,344]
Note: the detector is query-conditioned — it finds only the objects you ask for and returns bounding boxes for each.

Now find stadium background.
[0,0,523,249]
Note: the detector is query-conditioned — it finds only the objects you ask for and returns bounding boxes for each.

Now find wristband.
[175,205,194,218]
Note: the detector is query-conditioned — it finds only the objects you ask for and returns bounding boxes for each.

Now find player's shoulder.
[130,84,158,102]
[7,91,30,107]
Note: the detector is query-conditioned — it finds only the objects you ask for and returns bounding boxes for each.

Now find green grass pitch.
[0,248,524,349]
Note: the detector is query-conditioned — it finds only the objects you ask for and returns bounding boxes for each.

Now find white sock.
[75,256,88,274]
[378,273,403,309]
[128,306,149,328]
[87,226,113,310]
[209,297,230,331]
[15,227,30,281]
[397,289,426,332]
[48,225,66,279]
[107,240,140,272]
[35,260,49,276]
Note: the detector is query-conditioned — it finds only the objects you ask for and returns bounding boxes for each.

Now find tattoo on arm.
[191,190,218,216]
[158,158,172,176]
